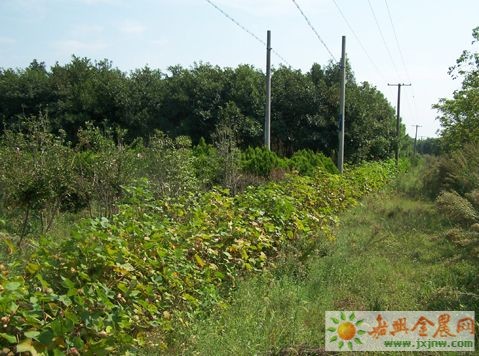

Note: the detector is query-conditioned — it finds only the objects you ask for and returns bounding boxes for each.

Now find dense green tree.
[417,137,441,155]
[345,82,396,162]
[223,65,264,146]
[0,56,400,163]
[48,57,127,139]
[271,66,317,154]
[0,60,55,131]
[434,26,479,150]
[124,66,165,139]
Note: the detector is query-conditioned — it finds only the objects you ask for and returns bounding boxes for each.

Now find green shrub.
[0,116,77,238]
[289,149,338,176]
[193,137,220,188]
[142,131,199,197]
[436,190,478,226]
[75,123,141,217]
[241,147,286,177]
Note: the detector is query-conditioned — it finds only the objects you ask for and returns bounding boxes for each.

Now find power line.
[291,0,337,62]
[332,0,385,81]
[384,0,409,81]
[384,0,419,121]
[204,0,291,66]
[367,0,401,82]
[331,0,395,98]
[205,0,265,45]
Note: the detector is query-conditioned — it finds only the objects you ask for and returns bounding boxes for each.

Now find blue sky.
[1,0,478,138]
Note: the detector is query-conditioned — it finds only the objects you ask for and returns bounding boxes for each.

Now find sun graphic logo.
[327,312,366,350]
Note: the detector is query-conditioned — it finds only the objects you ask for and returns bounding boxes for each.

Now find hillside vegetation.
[0,149,400,353]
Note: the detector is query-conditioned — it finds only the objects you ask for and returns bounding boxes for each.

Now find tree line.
[434,26,479,151]
[0,56,401,162]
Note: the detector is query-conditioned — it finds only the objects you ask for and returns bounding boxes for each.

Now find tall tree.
[434,26,479,150]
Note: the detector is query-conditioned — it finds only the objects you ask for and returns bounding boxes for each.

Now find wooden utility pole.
[338,36,346,173]
[264,30,272,150]
[388,83,411,165]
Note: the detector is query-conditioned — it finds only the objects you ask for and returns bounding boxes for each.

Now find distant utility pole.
[387,83,411,165]
[264,30,272,150]
[338,36,346,173]
[411,124,422,156]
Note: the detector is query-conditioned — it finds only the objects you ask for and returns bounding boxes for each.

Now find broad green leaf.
[8,302,19,313]
[327,327,336,332]
[354,337,363,344]
[349,312,355,321]
[36,274,50,289]
[26,263,40,274]
[329,335,338,342]
[340,311,346,320]
[61,277,75,290]
[24,330,40,339]
[38,329,54,345]
[5,281,21,291]
[16,339,38,356]
[331,317,340,324]
[58,294,72,306]
[0,333,16,344]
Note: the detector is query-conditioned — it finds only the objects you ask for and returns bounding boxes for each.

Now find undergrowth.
[163,161,478,355]
[0,160,400,354]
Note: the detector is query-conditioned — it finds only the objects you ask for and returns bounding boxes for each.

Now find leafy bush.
[0,160,399,353]
[289,149,338,176]
[240,148,338,179]
[142,131,199,197]
[193,137,220,189]
[75,123,141,217]
[436,190,478,226]
[241,147,286,177]
[0,116,76,238]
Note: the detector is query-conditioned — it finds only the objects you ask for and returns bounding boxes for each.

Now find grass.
[157,169,479,355]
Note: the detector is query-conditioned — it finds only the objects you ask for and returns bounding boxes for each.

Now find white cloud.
[119,20,146,35]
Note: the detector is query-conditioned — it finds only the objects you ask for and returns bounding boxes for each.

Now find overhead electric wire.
[384,0,410,82]
[331,0,395,98]
[384,0,419,122]
[291,0,337,62]
[332,0,386,81]
[204,0,291,66]
[367,0,401,82]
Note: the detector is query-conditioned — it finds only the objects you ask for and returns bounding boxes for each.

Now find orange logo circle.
[338,321,356,340]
